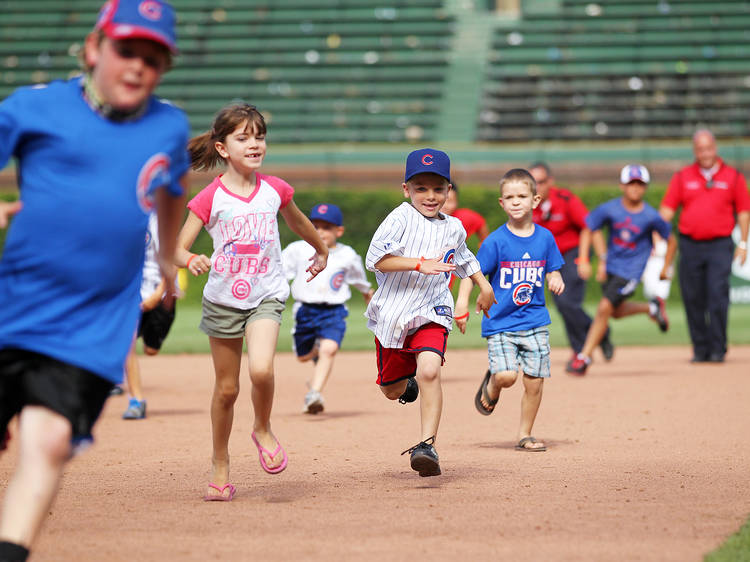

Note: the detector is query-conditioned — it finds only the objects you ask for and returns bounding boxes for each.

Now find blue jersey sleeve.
[546,231,565,272]
[653,212,672,240]
[0,88,25,170]
[585,202,610,231]
[476,231,500,278]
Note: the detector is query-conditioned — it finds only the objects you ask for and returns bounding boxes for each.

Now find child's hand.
[306,251,328,281]
[476,282,496,318]
[418,258,456,275]
[595,260,607,283]
[577,261,592,280]
[454,304,469,334]
[659,264,673,280]
[363,288,375,306]
[547,271,565,295]
[0,201,22,228]
[187,254,211,276]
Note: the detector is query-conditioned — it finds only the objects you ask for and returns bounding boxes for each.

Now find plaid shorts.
[486,326,550,378]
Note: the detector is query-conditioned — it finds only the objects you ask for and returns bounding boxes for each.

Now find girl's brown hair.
[188,103,267,171]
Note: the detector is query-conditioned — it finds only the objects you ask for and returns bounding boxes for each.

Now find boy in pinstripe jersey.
[365,148,494,477]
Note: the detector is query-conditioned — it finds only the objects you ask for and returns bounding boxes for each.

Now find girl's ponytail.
[188,131,221,171]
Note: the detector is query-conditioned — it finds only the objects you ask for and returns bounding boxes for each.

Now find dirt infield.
[2,346,749,561]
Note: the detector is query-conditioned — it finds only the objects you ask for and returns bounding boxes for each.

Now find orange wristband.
[454,312,469,320]
[574,257,589,265]
[186,254,197,269]
[414,256,425,272]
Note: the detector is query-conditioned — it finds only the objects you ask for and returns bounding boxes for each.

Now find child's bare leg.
[415,351,443,442]
[479,370,518,410]
[612,301,649,319]
[580,298,614,358]
[0,406,71,547]
[518,374,545,449]
[310,339,338,393]
[124,341,143,401]
[206,336,242,497]
[245,319,285,470]
[380,379,408,400]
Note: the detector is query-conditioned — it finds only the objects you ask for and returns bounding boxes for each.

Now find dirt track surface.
[2,346,749,561]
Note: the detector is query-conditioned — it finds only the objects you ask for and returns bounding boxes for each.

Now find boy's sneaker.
[303,389,325,414]
[398,376,419,404]
[649,297,669,332]
[109,385,124,396]
[122,398,146,420]
[566,354,591,376]
[401,436,441,477]
[599,337,615,361]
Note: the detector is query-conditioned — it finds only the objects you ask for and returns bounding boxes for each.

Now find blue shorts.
[486,326,550,378]
[293,303,348,357]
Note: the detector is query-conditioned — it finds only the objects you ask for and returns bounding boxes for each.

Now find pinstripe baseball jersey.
[188,173,293,310]
[282,240,371,306]
[365,202,481,348]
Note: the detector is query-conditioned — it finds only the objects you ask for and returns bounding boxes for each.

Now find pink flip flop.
[203,482,236,502]
[251,431,288,474]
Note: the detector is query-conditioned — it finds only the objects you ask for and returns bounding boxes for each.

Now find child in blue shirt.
[456,168,564,452]
[566,165,675,375]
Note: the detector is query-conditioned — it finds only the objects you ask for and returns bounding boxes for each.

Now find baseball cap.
[95,0,178,53]
[309,203,343,226]
[620,164,650,184]
[404,148,451,183]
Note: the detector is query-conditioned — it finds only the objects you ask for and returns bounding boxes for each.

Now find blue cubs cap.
[404,148,451,183]
[95,0,177,53]
[309,203,343,226]
[620,164,650,184]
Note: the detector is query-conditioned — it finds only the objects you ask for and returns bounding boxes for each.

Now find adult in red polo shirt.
[660,130,750,363]
[529,163,613,359]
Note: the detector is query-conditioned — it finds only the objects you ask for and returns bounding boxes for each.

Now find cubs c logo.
[136,153,171,213]
[317,204,329,214]
[421,154,434,166]
[139,0,163,20]
[144,230,152,248]
[231,279,251,300]
[512,283,533,306]
[443,249,455,279]
[330,271,345,290]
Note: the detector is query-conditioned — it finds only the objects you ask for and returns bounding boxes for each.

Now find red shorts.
[375,323,448,386]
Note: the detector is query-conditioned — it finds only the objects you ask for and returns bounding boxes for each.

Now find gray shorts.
[200,297,286,338]
[486,326,550,378]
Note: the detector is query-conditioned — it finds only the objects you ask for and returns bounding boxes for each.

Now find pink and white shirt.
[188,173,293,309]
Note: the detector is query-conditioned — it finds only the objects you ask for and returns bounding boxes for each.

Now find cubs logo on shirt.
[136,153,171,213]
[443,248,456,279]
[330,270,345,290]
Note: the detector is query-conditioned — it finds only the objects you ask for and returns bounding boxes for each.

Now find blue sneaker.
[122,398,146,420]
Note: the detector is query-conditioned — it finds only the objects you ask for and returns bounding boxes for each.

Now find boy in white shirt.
[282,204,373,414]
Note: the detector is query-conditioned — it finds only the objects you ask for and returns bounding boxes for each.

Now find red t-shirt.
[662,159,750,240]
[532,186,588,254]
[452,208,486,239]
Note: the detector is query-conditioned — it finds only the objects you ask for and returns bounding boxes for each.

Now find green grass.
[160,290,750,354]
[705,516,750,562]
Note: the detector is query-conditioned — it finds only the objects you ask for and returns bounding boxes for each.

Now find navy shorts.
[139,301,176,351]
[293,303,348,357]
[0,348,113,452]
[601,274,639,308]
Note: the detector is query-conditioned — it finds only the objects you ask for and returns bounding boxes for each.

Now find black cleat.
[599,338,615,361]
[649,297,669,332]
[402,436,441,477]
[398,376,419,404]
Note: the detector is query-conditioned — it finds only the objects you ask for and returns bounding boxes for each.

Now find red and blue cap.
[404,148,451,183]
[95,0,177,53]
[620,164,650,184]
[309,203,343,226]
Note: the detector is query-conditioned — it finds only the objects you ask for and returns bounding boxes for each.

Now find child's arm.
[591,230,608,282]
[577,228,593,280]
[362,288,375,305]
[176,211,212,276]
[470,270,495,317]
[454,277,474,334]
[154,182,187,306]
[374,255,456,275]
[661,233,678,279]
[279,201,328,280]
[546,270,565,295]
[0,200,22,228]
[141,280,166,312]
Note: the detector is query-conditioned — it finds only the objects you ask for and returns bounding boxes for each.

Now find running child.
[455,168,565,452]
[282,203,374,414]
[366,148,495,477]
[175,103,328,501]
[0,1,187,559]
[566,165,675,375]
[122,213,180,420]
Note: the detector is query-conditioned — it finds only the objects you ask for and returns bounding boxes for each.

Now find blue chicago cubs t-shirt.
[0,77,189,382]
[477,224,564,336]
[585,198,671,281]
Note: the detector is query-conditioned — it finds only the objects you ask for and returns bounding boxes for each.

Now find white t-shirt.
[282,240,371,309]
[365,202,480,348]
[141,213,162,301]
[188,173,293,309]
